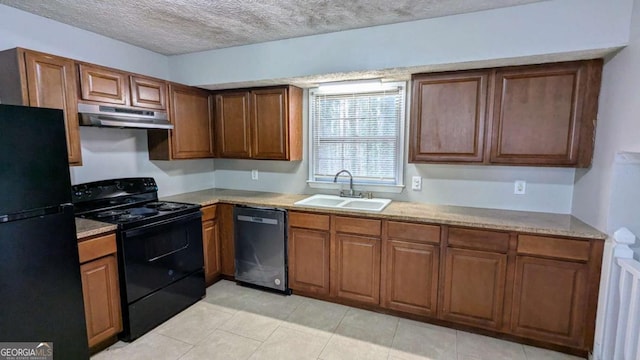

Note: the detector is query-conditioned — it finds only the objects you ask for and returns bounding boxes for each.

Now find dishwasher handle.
[236,214,279,225]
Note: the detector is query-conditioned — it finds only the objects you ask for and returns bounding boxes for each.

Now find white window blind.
[309,82,405,186]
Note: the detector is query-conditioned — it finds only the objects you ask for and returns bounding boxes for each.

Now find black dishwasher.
[234,206,289,293]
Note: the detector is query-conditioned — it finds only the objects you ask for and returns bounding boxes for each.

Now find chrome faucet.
[333,169,362,198]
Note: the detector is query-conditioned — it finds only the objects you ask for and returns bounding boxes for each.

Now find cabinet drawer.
[448,227,509,253]
[517,235,590,262]
[289,211,330,231]
[387,221,440,244]
[78,233,117,263]
[335,216,381,237]
[201,205,217,221]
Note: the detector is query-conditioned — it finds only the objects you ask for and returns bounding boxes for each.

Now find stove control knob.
[274,278,281,286]
[84,189,92,197]
[115,182,125,190]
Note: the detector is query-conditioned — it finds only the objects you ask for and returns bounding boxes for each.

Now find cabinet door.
[333,233,381,304]
[218,204,235,277]
[410,71,488,162]
[130,75,167,110]
[490,62,587,166]
[80,255,122,347]
[441,248,507,329]
[215,91,252,158]
[288,227,331,295]
[251,87,289,160]
[23,51,82,165]
[169,84,215,159]
[203,219,221,285]
[511,256,588,347]
[78,64,129,105]
[383,239,439,316]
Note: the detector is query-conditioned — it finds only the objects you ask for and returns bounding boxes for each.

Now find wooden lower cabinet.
[288,227,331,295]
[78,233,122,348]
[383,239,439,316]
[510,256,588,347]
[218,204,235,277]
[202,205,221,285]
[440,247,507,330]
[332,233,381,304]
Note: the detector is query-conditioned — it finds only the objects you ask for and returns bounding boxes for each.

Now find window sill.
[306,181,405,194]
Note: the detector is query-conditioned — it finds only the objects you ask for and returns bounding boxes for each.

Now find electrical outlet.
[251,169,259,180]
[514,180,526,195]
[412,176,422,191]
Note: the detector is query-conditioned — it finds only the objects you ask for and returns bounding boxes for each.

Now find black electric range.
[72,178,205,342]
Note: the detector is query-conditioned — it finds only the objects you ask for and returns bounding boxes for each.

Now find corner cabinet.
[409,60,602,167]
[214,85,302,161]
[148,83,215,160]
[0,48,82,165]
[77,233,122,348]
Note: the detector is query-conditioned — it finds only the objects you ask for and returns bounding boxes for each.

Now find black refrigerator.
[0,105,89,359]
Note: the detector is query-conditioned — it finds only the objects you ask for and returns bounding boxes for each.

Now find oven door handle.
[123,211,202,238]
[147,244,190,262]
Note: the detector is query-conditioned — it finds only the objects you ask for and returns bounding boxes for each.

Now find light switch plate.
[251,169,259,180]
[514,180,526,195]
[412,176,422,191]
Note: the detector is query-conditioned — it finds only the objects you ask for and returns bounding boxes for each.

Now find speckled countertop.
[162,188,606,240]
[76,217,117,240]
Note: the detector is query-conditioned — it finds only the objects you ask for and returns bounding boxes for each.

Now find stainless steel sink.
[293,194,391,212]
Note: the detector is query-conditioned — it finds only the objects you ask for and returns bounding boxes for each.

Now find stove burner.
[145,202,165,208]
[96,209,128,218]
[146,202,188,211]
[116,214,144,222]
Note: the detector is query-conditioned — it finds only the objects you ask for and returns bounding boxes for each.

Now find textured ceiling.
[1,0,545,55]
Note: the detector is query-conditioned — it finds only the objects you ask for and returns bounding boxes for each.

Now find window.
[308,81,406,191]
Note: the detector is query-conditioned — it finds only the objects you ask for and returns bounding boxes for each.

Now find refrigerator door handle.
[0,205,64,223]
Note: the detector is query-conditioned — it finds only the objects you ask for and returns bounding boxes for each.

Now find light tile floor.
[92,280,585,360]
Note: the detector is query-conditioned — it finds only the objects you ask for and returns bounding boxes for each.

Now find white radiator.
[594,227,640,360]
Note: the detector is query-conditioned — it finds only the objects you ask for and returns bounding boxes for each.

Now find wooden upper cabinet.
[251,86,302,160]
[78,63,168,110]
[490,61,600,166]
[169,84,215,159]
[215,91,252,158]
[215,85,302,161]
[78,63,129,105]
[130,75,167,110]
[410,71,488,162]
[409,60,602,167]
[0,48,82,165]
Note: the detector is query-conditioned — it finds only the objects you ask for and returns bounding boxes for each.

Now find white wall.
[169,0,631,87]
[0,4,168,78]
[0,4,216,195]
[572,0,640,232]
[71,128,215,197]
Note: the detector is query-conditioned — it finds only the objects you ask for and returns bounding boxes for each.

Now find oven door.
[120,211,204,304]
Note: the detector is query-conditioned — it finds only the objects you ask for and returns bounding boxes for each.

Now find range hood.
[78,103,172,130]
